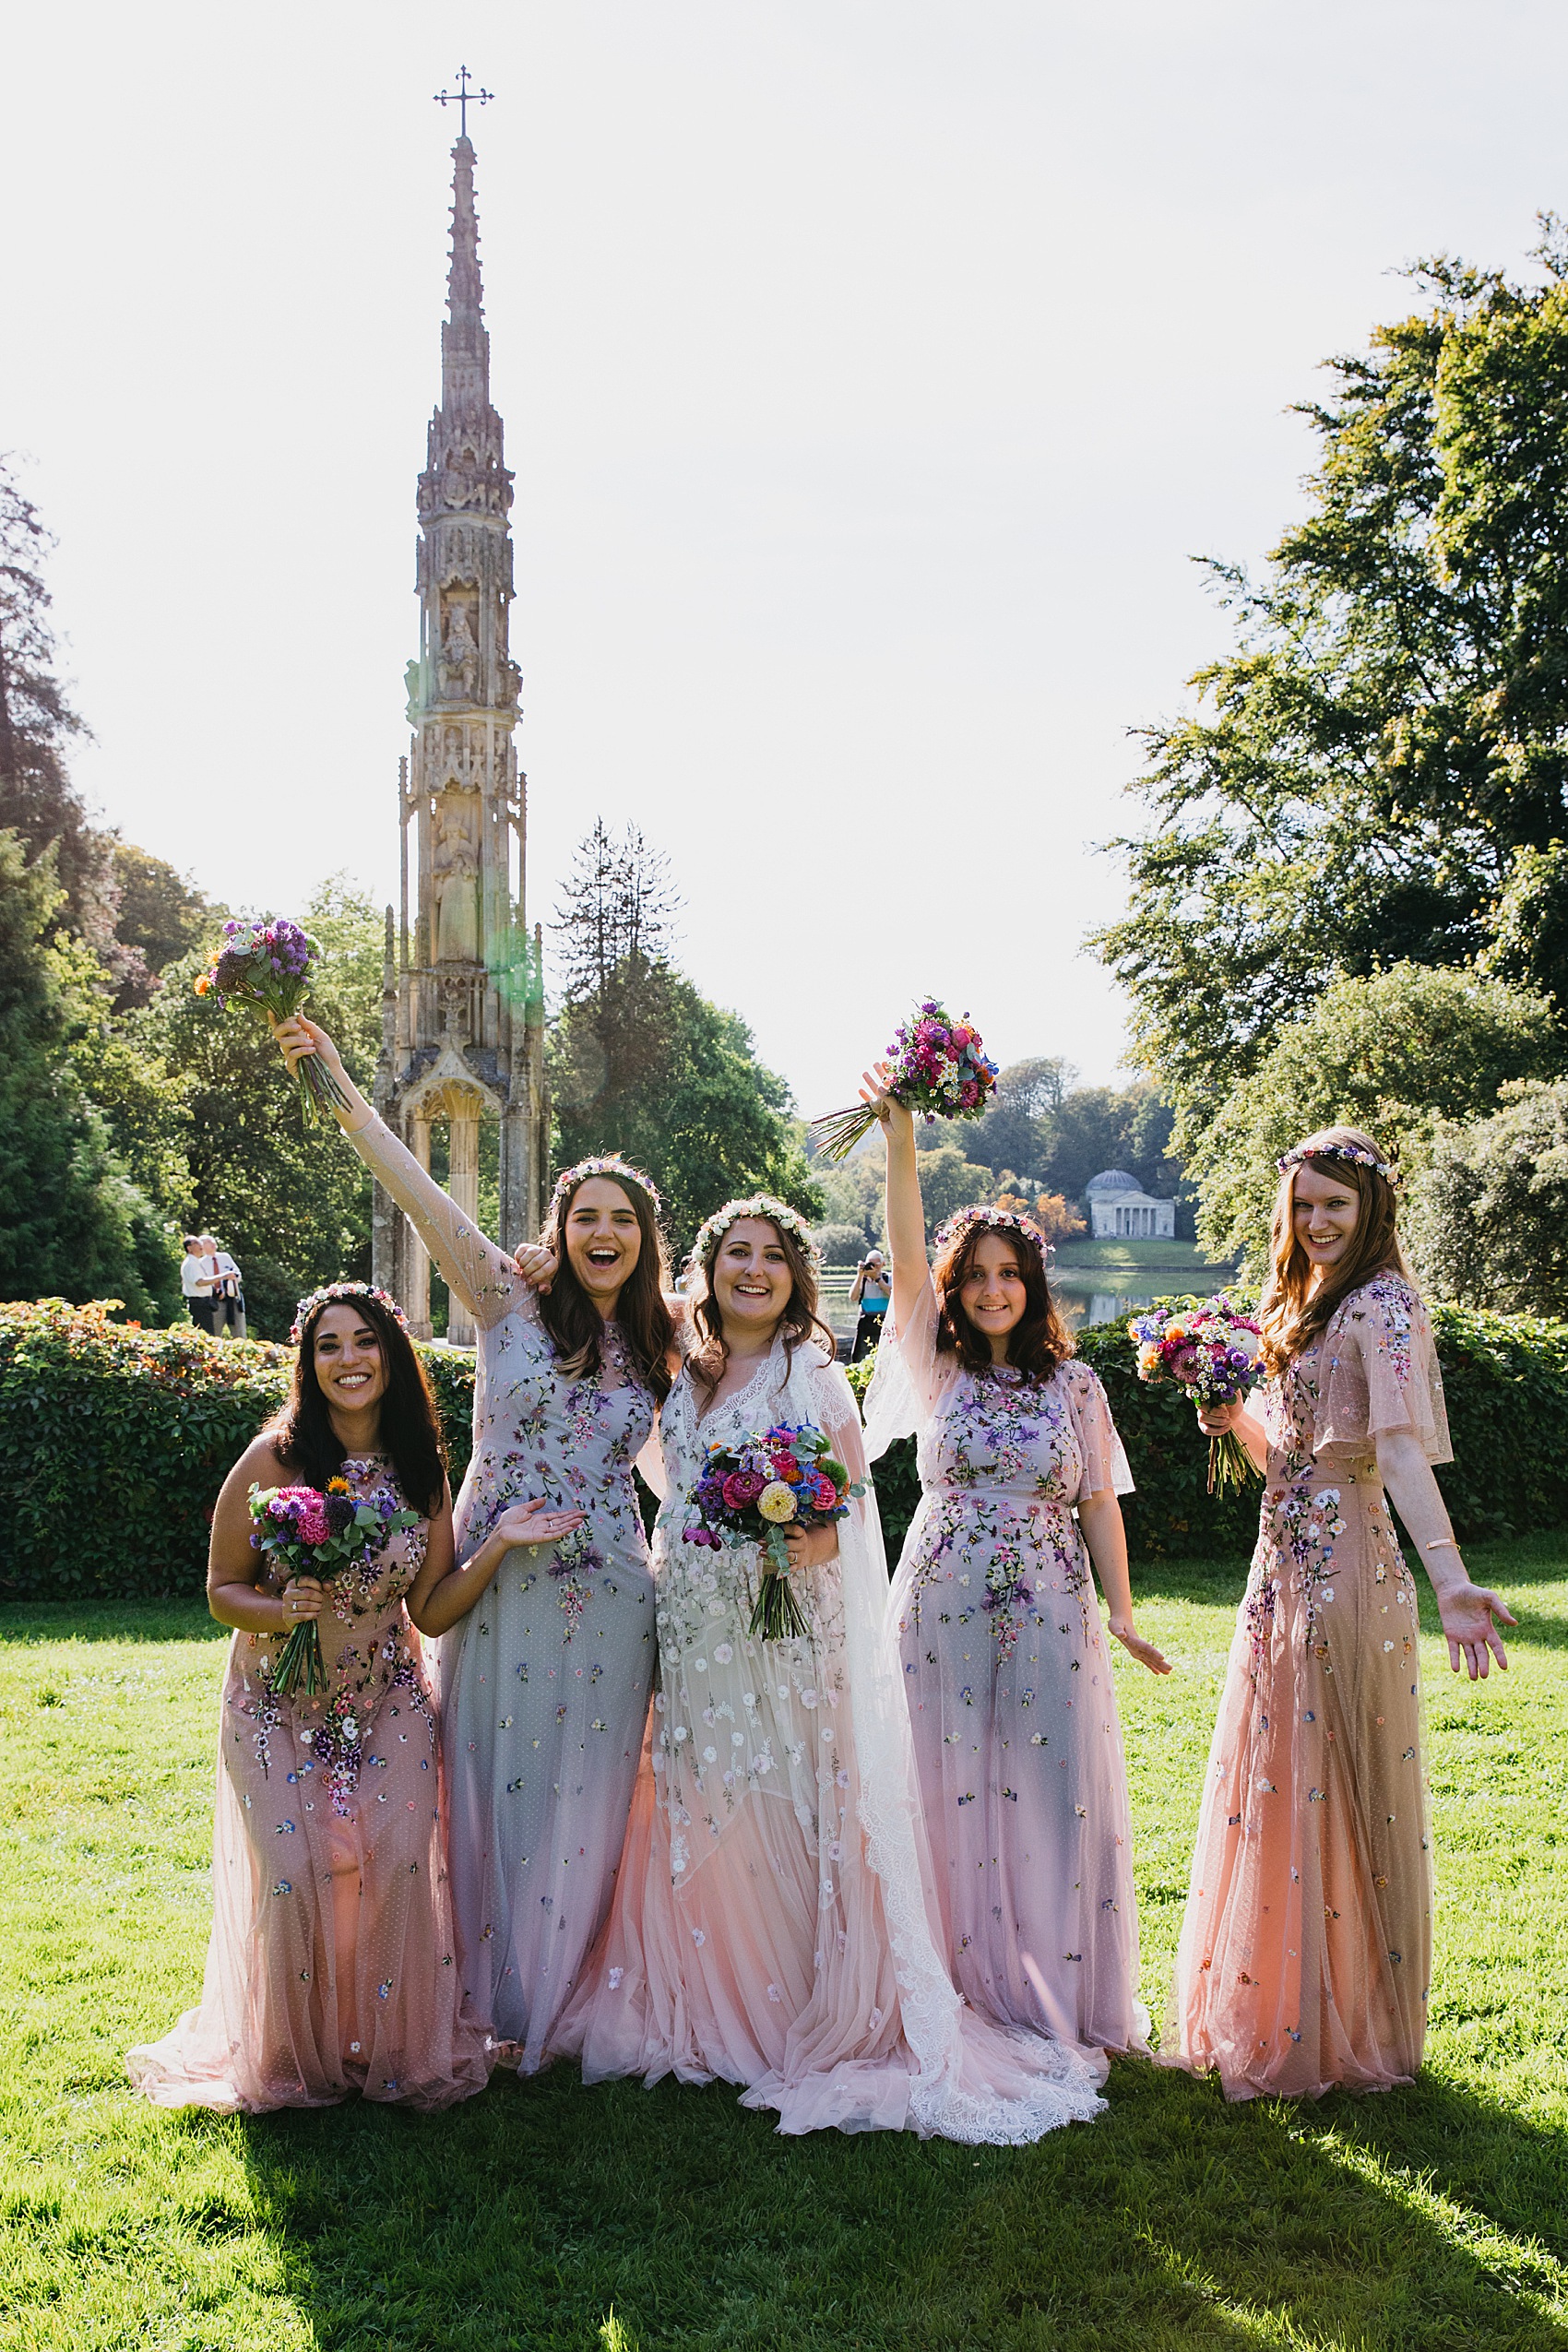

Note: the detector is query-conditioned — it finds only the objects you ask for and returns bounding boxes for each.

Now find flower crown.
[690,1194,822,1271]
[547,1156,662,1222]
[933,1202,1051,1262]
[291,1281,410,1346]
[1277,1139,1396,1183]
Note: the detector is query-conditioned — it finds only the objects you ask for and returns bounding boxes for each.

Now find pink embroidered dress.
[864,1278,1147,2058]
[1172,1272,1450,2101]
[558,1335,1109,2143]
[127,1455,491,2113]
[342,1116,658,2069]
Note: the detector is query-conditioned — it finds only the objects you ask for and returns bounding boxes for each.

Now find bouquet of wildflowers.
[681,1421,862,1641]
[248,1477,420,1697]
[195,918,350,1122]
[1128,1294,1263,1498]
[808,1000,998,1163]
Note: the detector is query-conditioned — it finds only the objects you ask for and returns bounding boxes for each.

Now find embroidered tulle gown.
[1173,1272,1449,2101]
[864,1280,1147,2055]
[558,1335,1109,2142]
[343,1117,658,2066]
[127,1455,491,2112]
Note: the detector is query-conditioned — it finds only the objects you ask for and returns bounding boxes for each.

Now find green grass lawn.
[4,1544,1568,2351]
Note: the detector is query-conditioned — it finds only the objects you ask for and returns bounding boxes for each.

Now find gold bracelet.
[1423,1536,1458,1551]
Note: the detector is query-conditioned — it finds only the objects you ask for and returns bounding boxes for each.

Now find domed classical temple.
[1084,1168,1175,1240]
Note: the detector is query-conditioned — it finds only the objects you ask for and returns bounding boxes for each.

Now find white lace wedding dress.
[554,1332,1109,2141]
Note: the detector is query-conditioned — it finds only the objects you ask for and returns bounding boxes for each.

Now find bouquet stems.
[271,1617,327,1698]
[295,1055,352,1127]
[1206,1430,1260,1500]
[807,1104,878,1165]
[747,1529,810,1642]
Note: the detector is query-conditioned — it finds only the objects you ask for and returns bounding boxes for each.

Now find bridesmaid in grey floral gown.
[274,1016,673,2069]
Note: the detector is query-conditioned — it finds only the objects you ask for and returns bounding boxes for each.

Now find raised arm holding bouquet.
[808,1000,997,1162]
[269,1013,675,2072]
[861,1061,1169,2063]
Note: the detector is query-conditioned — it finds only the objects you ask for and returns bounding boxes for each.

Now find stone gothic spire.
[374,129,548,1340]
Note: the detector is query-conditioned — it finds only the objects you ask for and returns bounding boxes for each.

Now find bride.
[550,1194,1108,2141]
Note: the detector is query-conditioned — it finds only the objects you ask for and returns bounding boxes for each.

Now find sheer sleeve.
[1315,1275,1452,1465]
[861,1276,951,1459]
[343,1113,525,1333]
[1062,1361,1134,1503]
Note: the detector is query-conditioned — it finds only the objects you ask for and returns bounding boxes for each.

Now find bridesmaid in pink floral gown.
[1173,1127,1514,2101]
[128,1284,572,2112]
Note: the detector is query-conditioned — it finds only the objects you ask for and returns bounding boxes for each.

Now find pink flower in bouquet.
[723,1470,766,1510]
[769,1452,802,1481]
[809,1471,840,1510]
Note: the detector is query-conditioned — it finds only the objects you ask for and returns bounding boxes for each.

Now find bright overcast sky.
[5,2,1566,1115]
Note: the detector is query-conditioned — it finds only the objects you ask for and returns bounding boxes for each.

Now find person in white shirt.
[202,1237,246,1342]
[180,1237,219,1336]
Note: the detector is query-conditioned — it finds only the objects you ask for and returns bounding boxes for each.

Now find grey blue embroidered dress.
[344,1116,659,2066]
[1173,1272,1448,2099]
[866,1278,1146,2058]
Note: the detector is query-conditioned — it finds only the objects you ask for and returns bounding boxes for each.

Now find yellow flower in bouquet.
[757,1481,799,1523]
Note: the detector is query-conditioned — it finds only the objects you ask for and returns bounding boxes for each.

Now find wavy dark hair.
[267,1288,447,1515]
[1260,1125,1408,1377]
[932,1215,1074,1384]
[688,1206,836,1396]
[539,1168,675,1404]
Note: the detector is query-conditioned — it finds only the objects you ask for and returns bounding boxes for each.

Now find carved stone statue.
[440,600,481,699]
[432,789,481,964]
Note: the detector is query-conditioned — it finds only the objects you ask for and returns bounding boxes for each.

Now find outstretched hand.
[513,1241,559,1294]
[270,1012,348,1090]
[491,1500,585,1552]
[1108,1617,1172,1677]
[1437,1583,1515,1680]
[859,1061,913,1141]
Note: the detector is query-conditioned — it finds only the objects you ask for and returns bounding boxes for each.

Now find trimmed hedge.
[851,1300,1568,1564]
[5,1296,1566,1600]
[0,1300,480,1602]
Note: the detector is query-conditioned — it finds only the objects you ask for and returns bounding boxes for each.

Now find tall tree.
[1094,226,1568,1119]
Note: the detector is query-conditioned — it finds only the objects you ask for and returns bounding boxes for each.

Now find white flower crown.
[690,1194,822,1271]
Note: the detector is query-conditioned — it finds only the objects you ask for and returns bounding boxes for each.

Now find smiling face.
[563,1177,645,1313]
[1291,1162,1363,1276]
[311,1303,388,1418]
[710,1218,792,1344]
[956,1230,1029,1360]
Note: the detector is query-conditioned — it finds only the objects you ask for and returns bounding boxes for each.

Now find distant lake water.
[1051,1276,1182,1335]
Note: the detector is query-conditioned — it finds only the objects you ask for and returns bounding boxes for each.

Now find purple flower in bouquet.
[195,917,350,1124]
[807,998,999,1163]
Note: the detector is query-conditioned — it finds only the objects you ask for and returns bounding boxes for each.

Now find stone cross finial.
[434,65,493,139]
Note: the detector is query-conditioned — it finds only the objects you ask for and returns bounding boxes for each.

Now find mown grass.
[3,1543,1568,2349]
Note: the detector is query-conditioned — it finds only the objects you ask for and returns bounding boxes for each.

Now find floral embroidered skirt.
[892,1491,1146,2058]
[127,1635,491,2113]
[1172,1454,1432,2099]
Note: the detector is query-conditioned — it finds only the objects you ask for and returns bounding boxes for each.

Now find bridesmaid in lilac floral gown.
[863,1074,1170,2059]
[128,1284,566,2112]
[272,1016,673,2070]
[1173,1127,1514,2100]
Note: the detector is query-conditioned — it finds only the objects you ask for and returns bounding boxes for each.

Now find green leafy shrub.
[849,1298,1568,1566]
[0,1301,477,1601]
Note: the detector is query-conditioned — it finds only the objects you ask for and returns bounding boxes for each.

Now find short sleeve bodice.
[1265,1272,1452,1467]
[459,1306,658,1559]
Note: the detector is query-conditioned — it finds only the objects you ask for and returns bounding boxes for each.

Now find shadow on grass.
[211,2049,1568,2351]
[0,1598,223,1645]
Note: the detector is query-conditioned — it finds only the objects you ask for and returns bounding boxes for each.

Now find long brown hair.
[267,1289,447,1515]
[687,1205,836,1396]
[538,1167,675,1403]
[932,1211,1074,1384]
[1259,1125,1408,1376]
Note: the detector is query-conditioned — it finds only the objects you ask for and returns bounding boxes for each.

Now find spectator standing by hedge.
[270,1013,674,2073]
[204,1234,246,1341]
[861,1066,1170,2063]
[126,1282,574,2112]
[1173,1126,1515,2102]
[180,1236,217,1335]
[849,1249,891,1361]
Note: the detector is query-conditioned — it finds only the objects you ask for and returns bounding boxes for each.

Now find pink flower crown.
[690,1194,821,1271]
[548,1157,662,1218]
[933,1202,1051,1263]
[1277,1139,1396,1182]
[291,1281,410,1346]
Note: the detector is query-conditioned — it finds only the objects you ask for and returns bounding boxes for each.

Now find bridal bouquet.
[1128,1295,1264,1498]
[195,918,350,1122]
[808,999,998,1163]
[248,1477,420,1697]
[681,1421,863,1641]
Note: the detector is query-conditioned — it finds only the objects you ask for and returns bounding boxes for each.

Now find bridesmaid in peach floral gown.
[1173,1127,1514,2101]
[128,1285,572,2112]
